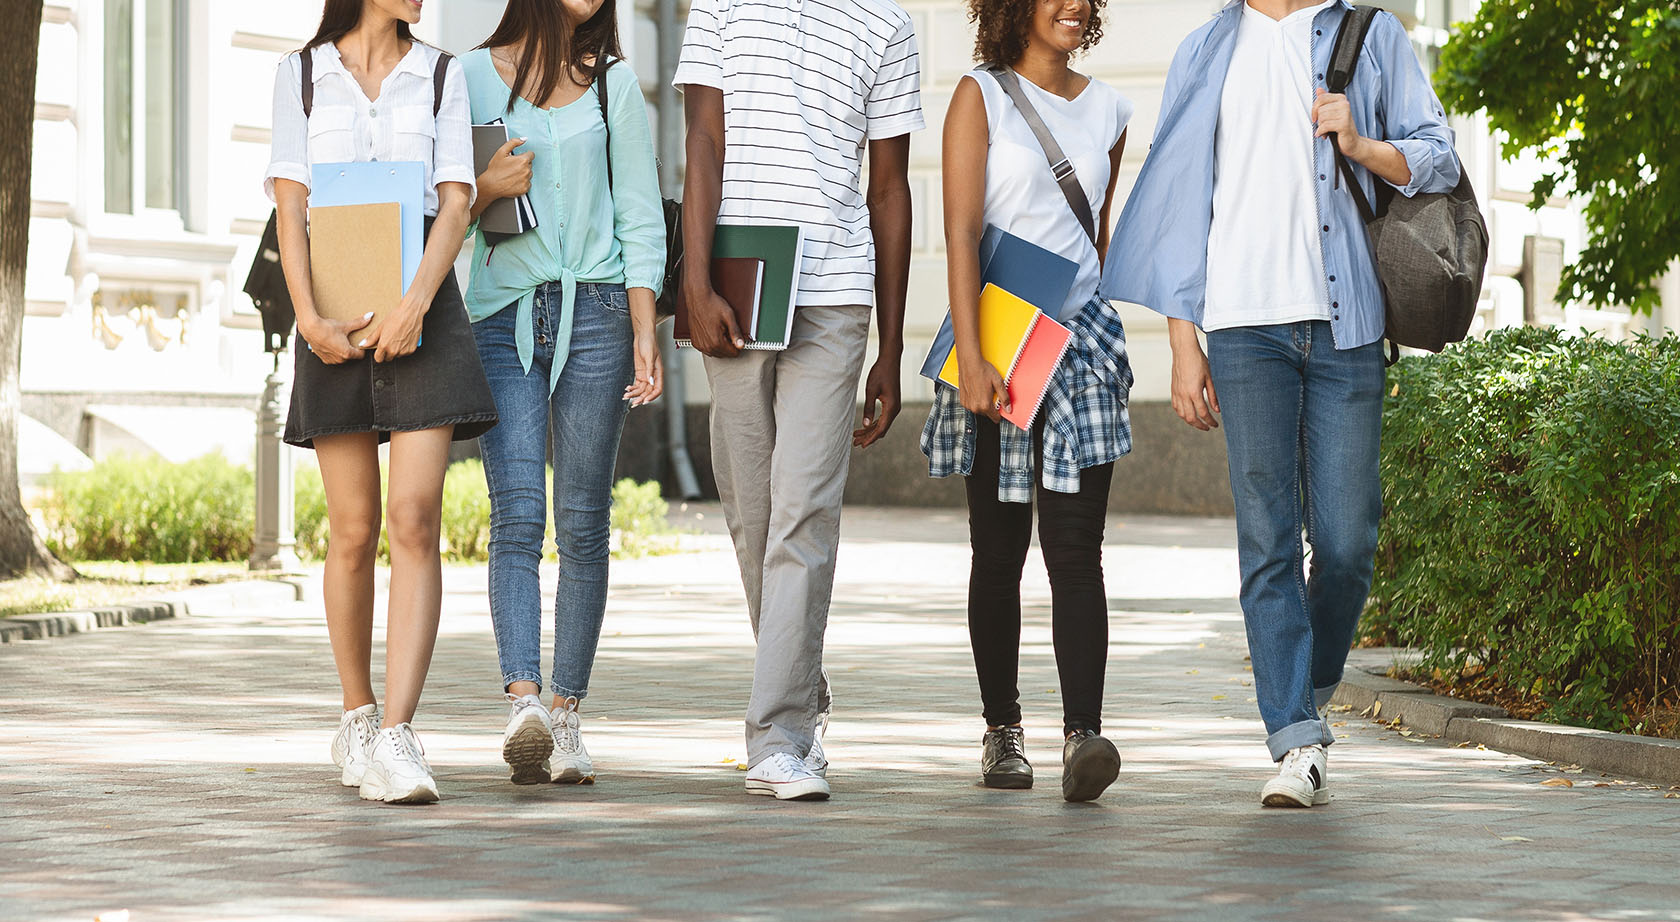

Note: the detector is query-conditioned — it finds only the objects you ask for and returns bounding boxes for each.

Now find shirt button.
[1322,225,1330,232]
[1320,173,1327,180]
[1329,275,1336,282]
[1332,301,1339,308]
[1316,29,1322,35]
[370,106,378,117]
[555,182,562,189]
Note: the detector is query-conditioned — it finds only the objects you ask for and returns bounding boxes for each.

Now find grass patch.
[0,562,248,619]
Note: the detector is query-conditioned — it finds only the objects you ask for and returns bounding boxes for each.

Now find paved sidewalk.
[2,506,1677,922]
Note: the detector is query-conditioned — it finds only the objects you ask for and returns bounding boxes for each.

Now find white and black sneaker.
[549,698,595,784]
[331,703,379,787]
[360,724,440,804]
[744,752,831,801]
[1261,744,1329,807]
[501,694,554,785]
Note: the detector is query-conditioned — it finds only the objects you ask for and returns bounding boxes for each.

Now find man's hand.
[1170,342,1220,431]
[1312,87,1366,159]
[298,312,371,365]
[852,355,901,447]
[686,286,746,358]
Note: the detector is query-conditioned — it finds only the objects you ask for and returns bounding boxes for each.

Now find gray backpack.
[1327,7,1488,359]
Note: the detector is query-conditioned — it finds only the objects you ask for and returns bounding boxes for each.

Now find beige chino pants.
[702,304,872,767]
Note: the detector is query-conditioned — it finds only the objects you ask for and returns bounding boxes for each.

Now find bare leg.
[381,426,453,727]
[313,433,383,711]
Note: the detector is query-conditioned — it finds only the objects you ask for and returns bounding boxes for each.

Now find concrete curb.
[1332,665,1680,786]
[0,577,305,645]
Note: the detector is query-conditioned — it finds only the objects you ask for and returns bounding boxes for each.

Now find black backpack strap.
[598,58,614,191]
[981,62,1097,246]
[1327,7,1380,223]
[300,47,314,117]
[433,51,452,118]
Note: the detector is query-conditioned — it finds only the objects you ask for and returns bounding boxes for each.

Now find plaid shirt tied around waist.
[921,296,1134,503]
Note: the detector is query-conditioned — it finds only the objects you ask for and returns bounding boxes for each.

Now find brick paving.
[2,506,1677,922]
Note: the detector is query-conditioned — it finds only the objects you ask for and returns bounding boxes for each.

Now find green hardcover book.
[709,223,806,351]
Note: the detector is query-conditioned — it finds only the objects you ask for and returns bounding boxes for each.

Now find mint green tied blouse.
[461,50,666,394]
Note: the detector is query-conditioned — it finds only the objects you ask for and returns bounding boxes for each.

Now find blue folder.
[918,225,1081,383]
[310,161,425,294]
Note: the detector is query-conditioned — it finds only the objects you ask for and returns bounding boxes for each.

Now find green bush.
[41,454,255,563]
[610,477,676,558]
[1368,327,1680,732]
[439,459,491,561]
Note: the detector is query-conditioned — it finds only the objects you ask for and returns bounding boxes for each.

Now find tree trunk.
[0,0,74,580]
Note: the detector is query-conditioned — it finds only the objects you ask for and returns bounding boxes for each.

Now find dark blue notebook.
[919,225,1080,383]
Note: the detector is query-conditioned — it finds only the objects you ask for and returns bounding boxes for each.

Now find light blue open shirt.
[461,50,665,392]
[1100,0,1459,349]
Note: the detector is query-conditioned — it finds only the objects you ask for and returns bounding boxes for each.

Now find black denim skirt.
[283,257,499,450]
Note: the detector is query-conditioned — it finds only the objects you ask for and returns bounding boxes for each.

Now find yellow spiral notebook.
[937,284,1039,390]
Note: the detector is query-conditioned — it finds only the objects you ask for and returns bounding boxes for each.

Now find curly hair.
[969,0,1105,66]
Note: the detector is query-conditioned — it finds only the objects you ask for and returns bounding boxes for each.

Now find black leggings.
[965,416,1114,736]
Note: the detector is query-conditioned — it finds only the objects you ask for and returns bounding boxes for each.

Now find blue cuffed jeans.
[1206,320,1385,761]
[471,281,633,699]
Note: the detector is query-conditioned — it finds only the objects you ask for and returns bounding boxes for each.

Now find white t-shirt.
[1203,0,1335,330]
[673,0,925,307]
[968,69,1132,317]
[264,41,477,216]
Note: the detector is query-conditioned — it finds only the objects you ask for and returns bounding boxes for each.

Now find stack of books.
[675,224,806,351]
[921,226,1080,429]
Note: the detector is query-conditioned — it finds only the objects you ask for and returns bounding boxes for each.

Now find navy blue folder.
[918,225,1080,383]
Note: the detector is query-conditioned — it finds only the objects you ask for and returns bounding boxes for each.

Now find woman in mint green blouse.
[462,0,665,787]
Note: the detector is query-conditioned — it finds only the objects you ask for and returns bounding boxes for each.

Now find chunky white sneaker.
[1261,744,1329,808]
[745,752,831,801]
[548,698,595,784]
[359,724,440,804]
[502,694,554,785]
[330,703,379,787]
[804,714,829,778]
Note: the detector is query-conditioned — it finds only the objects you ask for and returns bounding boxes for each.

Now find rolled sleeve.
[1374,13,1459,198]
[431,57,478,208]
[673,0,724,90]
[606,63,668,294]
[865,17,925,140]
[264,55,311,202]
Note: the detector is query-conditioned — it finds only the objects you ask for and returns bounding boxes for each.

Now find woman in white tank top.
[921,0,1135,804]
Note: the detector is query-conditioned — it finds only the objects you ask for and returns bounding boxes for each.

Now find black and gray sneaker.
[980,726,1033,789]
[1061,729,1121,802]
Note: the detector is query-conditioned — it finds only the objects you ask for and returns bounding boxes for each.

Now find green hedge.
[1367,326,1680,732]
[42,454,255,563]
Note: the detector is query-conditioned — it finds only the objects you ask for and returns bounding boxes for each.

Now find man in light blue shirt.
[1101,0,1459,807]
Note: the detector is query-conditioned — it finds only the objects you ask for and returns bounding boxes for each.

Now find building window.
[104,0,184,216]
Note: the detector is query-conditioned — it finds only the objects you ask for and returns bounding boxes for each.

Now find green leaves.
[1437,0,1680,313]
[1366,329,1680,732]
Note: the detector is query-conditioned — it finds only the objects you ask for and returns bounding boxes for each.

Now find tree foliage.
[1436,0,1680,313]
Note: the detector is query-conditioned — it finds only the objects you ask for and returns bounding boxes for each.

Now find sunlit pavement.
[3,505,1677,922]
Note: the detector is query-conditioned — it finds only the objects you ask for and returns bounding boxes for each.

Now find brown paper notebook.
[674,257,765,348]
[308,202,402,341]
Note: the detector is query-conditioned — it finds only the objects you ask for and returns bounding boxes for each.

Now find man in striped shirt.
[676,0,924,801]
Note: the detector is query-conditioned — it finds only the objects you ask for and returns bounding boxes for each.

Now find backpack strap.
[300,47,314,117]
[981,62,1096,246]
[1326,7,1380,223]
[598,58,615,191]
[432,51,453,118]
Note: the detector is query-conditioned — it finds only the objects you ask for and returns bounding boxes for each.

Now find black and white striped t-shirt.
[674,0,925,308]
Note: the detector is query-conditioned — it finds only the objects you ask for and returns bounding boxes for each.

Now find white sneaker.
[745,752,831,801]
[548,698,595,784]
[804,714,829,778]
[502,694,554,785]
[1261,744,1329,808]
[359,724,440,804]
[330,703,379,787]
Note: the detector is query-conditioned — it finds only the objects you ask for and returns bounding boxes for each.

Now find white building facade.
[23,0,1678,490]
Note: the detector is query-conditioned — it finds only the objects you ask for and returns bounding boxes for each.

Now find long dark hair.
[478,0,622,112]
[303,0,415,51]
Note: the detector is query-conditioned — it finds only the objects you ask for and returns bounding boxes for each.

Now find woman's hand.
[298,312,372,364]
[956,351,1008,423]
[476,137,534,204]
[364,292,429,363]
[624,287,664,407]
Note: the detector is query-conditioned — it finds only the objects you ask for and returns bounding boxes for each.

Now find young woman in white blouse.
[264,0,498,804]
[923,0,1135,802]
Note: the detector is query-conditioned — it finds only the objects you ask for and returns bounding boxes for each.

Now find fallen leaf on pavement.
[1540,778,1574,788]
[1332,722,1347,728]
[1211,695,1227,701]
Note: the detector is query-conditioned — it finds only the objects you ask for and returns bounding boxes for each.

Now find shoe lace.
[552,700,582,753]
[1001,726,1027,759]
[387,724,429,770]
[767,752,809,776]
[1284,745,1322,782]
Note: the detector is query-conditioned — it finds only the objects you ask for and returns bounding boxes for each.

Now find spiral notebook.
[937,284,1073,430]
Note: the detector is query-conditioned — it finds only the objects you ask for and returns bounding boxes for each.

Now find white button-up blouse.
[264,41,477,215]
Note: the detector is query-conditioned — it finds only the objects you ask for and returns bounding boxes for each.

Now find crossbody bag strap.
[432,51,453,118]
[1325,7,1380,224]
[981,62,1097,246]
[598,58,615,191]
[300,47,314,117]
